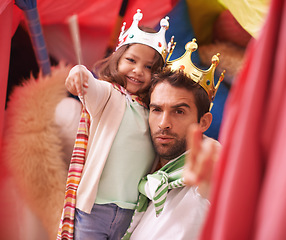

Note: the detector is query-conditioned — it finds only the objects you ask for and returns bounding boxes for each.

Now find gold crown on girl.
[116,9,169,60]
[166,38,225,103]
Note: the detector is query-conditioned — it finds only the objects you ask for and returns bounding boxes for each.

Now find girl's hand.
[184,124,221,199]
[65,65,89,97]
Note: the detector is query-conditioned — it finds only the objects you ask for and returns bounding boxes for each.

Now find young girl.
[58,9,169,240]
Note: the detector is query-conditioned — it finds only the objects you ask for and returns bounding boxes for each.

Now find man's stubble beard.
[151,130,187,161]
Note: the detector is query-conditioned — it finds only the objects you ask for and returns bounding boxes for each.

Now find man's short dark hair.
[150,68,210,121]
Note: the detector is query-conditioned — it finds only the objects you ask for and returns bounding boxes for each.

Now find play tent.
[0,0,269,239]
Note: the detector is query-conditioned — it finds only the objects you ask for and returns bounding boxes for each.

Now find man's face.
[149,81,199,161]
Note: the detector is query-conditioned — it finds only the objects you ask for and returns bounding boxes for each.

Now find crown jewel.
[116,9,169,60]
[166,38,225,103]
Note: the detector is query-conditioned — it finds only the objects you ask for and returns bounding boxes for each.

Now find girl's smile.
[118,43,156,95]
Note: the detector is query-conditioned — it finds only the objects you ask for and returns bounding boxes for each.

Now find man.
[122,68,222,240]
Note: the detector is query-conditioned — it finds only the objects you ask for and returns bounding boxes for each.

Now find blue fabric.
[23,8,51,75]
[15,0,37,10]
[15,0,51,76]
[74,203,134,240]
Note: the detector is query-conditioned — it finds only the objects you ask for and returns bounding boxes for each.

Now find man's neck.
[159,158,170,168]
[153,158,170,172]
[158,152,187,168]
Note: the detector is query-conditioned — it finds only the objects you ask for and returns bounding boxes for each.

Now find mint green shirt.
[95,97,155,209]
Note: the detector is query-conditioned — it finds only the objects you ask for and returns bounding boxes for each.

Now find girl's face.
[117,44,156,95]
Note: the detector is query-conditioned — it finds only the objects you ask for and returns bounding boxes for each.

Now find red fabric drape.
[200,0,286,239]
[37,0,177,73]
[0,1,21,148]
[0,2,12,150]
[38,0,174,28]
[37,0,174,28]
[0,2,22,160]
[0,2,22,239]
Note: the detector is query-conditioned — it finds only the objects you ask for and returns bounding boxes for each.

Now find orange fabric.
[200,0,286,239]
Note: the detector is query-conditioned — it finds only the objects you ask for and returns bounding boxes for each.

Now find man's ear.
[199,112,212,132]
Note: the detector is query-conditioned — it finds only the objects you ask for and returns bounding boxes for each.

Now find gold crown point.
[166,36,176,62]
[185,38,197,52]
[211,53,220,66]
[218,70,225,83]
[211,70,225,102]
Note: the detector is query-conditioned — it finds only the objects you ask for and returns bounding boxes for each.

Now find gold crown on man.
[116,9,169,60]
[166,38,225,103]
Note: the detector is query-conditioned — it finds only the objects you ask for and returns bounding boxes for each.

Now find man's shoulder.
[203,135,221,148]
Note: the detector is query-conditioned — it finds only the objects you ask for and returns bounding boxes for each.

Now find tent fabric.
[40,0,177,69]
[37,0,175,27]
[0,1,22,147]
[0,2,23,239]
[0,0,11,14]
[200,0,286,239]
[0,1,22,159]
[186,0,225,44]
[0,2,13,150]
[1,1,257,237]
[219,0,270,38]
[213,9,252,48]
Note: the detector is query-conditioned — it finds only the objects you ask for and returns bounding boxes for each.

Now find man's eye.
[151,108,161,112]
[175,109,184,114]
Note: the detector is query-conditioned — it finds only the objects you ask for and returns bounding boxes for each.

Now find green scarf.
[122,154,186,239]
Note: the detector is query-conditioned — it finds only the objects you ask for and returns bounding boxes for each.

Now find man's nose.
[158,112,172,130]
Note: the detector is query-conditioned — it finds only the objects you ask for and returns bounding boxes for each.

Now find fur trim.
[2,63,72,239]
